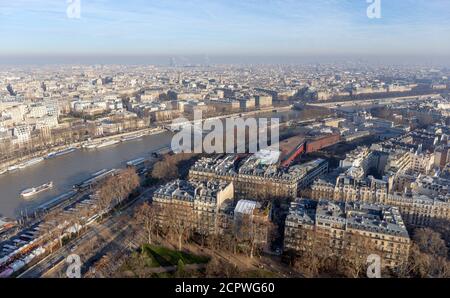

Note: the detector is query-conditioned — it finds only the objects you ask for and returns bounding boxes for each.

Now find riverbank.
[0,107,296,219]
[0,106,292,172]
[0,129,175,219]
[0,127,165,174]
[308,94,441,109]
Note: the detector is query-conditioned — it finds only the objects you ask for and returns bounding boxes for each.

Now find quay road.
[18,187,155,278]
[0,107,298,219]
[157,105,293,126]
[19,190,87,226]
[307,94,441,109]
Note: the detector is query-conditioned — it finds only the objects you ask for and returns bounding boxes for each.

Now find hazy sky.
[0,0,450,60]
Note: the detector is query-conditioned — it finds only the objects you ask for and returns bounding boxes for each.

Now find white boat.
[46,151,57,158]
[55,147,76,157]
[21,181,54,199]
[96,139,120,149]
[47,147,76,158]
[7,165,19,172]
[17,157,44,169]
[74,169,116,189]
[126,157,146,167]
[92,169,108,176]
[83,143,99,149]
[122,134,143,142]
[0,169,7,175]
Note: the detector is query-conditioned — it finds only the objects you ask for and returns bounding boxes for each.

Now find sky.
[0,0,450,63]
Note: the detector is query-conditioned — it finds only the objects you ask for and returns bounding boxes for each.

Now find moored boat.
[20,181,54,199]
[122,135,142,142]
[47,147,77,158]
[55,147,76,157]
[82,142,99,149]
[96,139,120,149]
[7,165,19,172]
[17,157,44,169]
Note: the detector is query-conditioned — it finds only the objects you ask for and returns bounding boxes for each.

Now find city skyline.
[1,0,450,64]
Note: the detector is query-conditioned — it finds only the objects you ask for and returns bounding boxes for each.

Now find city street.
[18,188,155,278]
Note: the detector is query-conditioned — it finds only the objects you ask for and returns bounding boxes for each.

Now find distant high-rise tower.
[204,54,210,66]
[169,57,176,67]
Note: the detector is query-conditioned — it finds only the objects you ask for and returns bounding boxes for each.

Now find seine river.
[0,131,174,218]
[0,110,302,218]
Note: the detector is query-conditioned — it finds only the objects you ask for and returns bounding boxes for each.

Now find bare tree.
[291,228,330,277]
[340,233,378,278]
[54,212,73,249]
[399,230,450,278]
[151,153,195,181]
[39,211,59,253]
[97,168,140,211]
[71,204,94,237]
[164,207,192,251]
[152,159,178,180]
[236,214,270,258]
[413,228,447,258]
[134,202,158,245]
[205,257,241,278]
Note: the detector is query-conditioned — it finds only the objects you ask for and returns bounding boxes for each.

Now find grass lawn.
[141,244,210,268]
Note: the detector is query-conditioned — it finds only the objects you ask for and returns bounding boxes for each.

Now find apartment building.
[153,179,234,236]
[189,154,328,200]
[152,178,272,245]
[254,94,273,108]
[284,199,410,269]
[387,193,450,227]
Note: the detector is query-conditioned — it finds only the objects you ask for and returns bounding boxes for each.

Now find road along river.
[0,109,304,218]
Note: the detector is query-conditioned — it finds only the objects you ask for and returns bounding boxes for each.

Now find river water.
[0,131,174,218]
[0,110,304,218]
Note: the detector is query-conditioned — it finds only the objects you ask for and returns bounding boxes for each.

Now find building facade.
[284,199,410,269]
[189,154,328,200]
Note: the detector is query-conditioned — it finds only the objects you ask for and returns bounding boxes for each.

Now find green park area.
[140,244,210,267]
[119,244,210,277]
